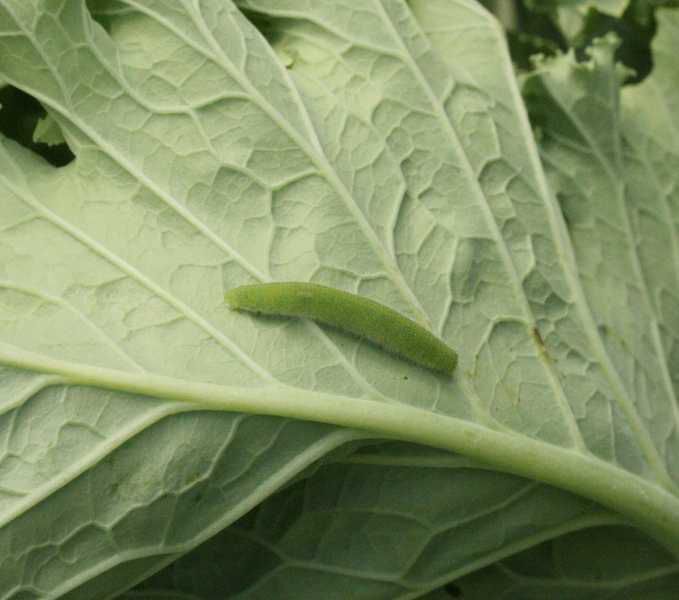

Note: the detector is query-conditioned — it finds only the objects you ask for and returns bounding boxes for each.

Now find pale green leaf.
[120,442,614,598]
[551,1,630,39]
[0,1,678,598]
[33,114,66,147]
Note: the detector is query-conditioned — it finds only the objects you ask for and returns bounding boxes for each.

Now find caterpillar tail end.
[439,348,458,376]
[224,287,246,310]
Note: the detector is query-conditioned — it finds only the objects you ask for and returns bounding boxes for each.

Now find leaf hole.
[0,86,74,167]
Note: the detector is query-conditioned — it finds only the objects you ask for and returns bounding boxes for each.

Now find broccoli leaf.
[0,1,678,597]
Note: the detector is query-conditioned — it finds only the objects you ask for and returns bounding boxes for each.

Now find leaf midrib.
[2,339,679,559]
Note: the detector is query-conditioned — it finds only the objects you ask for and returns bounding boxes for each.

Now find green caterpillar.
[225,282,457,375]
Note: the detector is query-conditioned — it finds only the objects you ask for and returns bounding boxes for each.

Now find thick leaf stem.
[2,342,679,559]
